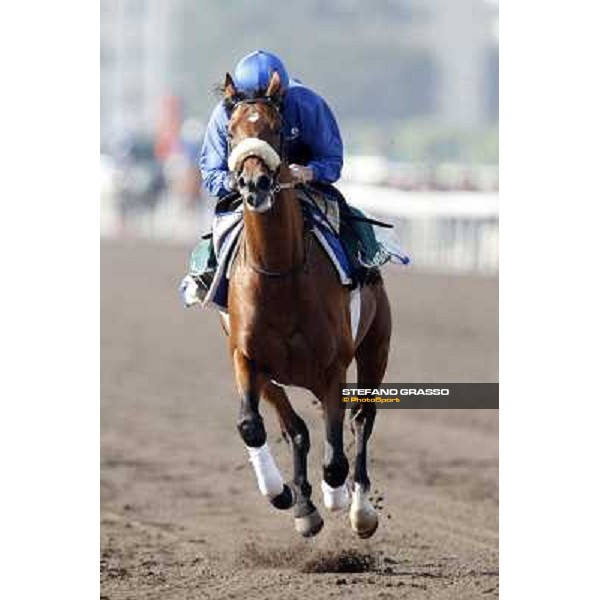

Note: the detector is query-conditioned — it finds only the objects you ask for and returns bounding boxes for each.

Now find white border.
[4,1,600,598]
[1,2,98,598]
[501,2,600,597]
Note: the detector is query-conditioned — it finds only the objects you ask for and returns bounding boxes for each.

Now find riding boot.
[194,268,216,302]
[338,218,380,288]
[342,243,381,289]
[183,235,218,305]
[195,238,217,301]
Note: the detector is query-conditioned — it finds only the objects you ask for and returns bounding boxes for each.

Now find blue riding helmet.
[232,50,290,98]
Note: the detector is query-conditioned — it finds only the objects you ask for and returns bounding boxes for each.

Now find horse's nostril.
[256,175,271,192]
[238,175,246,188]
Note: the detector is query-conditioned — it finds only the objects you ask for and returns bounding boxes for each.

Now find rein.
[247,230,313,279]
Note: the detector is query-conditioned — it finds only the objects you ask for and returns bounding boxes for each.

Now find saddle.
[187,185,409,311]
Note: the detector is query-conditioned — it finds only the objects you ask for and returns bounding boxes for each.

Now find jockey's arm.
[198,103,234,198]
[300,94,344,184]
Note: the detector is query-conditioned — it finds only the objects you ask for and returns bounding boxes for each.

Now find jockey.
[180,50,377,306]
[200,49,343,199]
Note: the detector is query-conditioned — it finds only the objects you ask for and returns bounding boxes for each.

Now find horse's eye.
[237,175,246,188]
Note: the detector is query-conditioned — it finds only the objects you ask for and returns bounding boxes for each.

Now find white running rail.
[101,177,498,275]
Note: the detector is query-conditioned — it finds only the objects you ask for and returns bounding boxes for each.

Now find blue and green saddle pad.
[188,190,409,311]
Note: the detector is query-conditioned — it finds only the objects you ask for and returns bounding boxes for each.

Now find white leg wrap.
[349,482,378,537]
[247,443,284,499]
[321,479,350,511]
[350,482,371,512]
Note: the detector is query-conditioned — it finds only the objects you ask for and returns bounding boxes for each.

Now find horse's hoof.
[349,484,379,539]
[350,510,379,539]
[294,509,324,537]
[270,484,295,510]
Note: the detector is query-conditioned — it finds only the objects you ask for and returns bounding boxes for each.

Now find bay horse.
[222,71,391,538]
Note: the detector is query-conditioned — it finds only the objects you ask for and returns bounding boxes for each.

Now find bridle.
[228,96,310,278]
[227,97,296,198]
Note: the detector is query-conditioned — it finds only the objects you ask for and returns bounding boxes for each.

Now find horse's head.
[223,71,286,213]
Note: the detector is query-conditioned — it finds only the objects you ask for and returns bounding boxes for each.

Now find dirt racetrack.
[101,239,498,599]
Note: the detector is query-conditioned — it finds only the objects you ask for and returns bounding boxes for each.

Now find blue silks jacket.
[199,79,344,198]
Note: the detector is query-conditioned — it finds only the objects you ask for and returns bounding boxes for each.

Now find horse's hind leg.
[232,349,294,511]
[262,382,323,537]
[320,377,351,514]
[348,402,378,538]
[349,286,391,538]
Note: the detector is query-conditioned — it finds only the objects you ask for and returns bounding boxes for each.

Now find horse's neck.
[243,188,304,272]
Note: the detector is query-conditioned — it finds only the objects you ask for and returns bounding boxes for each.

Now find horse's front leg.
[232,349,294,510]
[262,382,323,537]
[349,403,378,538]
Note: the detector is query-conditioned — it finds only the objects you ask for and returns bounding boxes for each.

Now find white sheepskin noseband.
[228,137,281,173]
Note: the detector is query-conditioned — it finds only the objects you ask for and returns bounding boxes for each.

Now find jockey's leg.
[179,237,216,305]
[197,236,217,296]
[200,192,242,287]
[180,191,242,305]
[309,183,380,287]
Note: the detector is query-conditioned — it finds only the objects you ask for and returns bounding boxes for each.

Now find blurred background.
[100,0,499,275]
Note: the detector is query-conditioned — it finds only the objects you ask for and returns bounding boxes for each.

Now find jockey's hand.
[227,172,239,192]
[289,164,314,184]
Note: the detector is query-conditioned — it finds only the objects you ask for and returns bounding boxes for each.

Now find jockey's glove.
[289,164,314,184]
[226,172,239,192]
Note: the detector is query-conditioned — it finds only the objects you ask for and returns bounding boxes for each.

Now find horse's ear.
[265,71,282,100]
[223,73,237,99]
